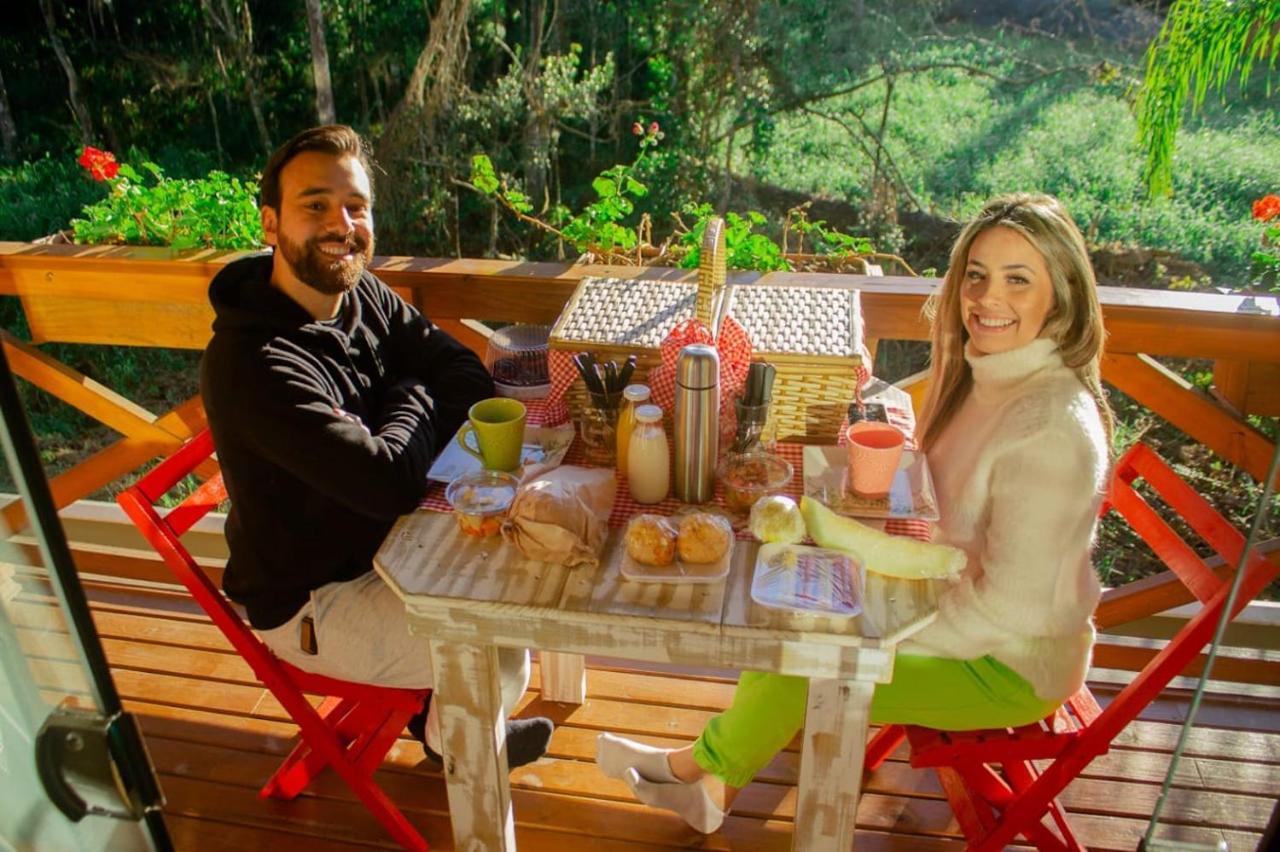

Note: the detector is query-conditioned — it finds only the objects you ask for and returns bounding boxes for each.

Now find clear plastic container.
[444,470,519,537]
[718,451,794,515]
[616,384,651,473]
[751,543,863,616]
[620,512,733,584]
[484,324,552,399]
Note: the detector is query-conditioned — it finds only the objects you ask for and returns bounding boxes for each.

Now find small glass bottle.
[627,404,670,504]
[616,384,652,474]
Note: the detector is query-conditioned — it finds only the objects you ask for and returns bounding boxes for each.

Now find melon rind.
[799,496,965,579]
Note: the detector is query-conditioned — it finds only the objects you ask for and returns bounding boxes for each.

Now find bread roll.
[625,514,677,566]
[676,512,733,564]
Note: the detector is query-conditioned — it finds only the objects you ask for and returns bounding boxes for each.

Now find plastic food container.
[751,543,863,616]
[484,324,552,400]
[444,470,519,537]
[718,451,794,514]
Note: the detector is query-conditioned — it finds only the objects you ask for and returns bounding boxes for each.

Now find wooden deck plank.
[10,576,1275,850]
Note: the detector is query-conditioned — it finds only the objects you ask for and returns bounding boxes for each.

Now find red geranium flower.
[1252,194,1280,222]
[78,146,119,181]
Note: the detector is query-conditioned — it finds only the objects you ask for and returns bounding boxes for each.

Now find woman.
[595,193,1115,833]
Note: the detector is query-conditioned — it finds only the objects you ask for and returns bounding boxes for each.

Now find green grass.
[743,34,1277,285]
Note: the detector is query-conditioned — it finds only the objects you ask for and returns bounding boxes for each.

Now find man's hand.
[333,406,372,436]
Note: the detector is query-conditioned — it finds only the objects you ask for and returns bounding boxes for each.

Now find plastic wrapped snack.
[676,512,734,564]
[751,543,863,616]
[625,514,679,566]
[501,466,617,566]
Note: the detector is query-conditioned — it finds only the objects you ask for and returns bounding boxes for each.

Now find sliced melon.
[800,496,965,579]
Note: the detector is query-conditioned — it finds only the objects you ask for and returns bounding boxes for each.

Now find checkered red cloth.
[419,397,932,542]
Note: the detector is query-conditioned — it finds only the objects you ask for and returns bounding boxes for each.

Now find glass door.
[0,345,170,851]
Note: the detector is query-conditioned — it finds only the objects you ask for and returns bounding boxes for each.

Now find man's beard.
[277,230,374,295]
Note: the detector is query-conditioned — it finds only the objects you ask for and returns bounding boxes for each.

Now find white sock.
[596,732,678,782]
[625,767,725,834]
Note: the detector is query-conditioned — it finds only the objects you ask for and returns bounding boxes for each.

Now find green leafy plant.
[471,121,663,262]
[676,204,789,272]
[70,147,263,250]
[1135,0,1280,198]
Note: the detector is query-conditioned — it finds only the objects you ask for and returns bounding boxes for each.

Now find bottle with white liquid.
[627,404,670,504]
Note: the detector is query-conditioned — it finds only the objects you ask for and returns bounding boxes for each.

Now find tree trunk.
[202,0,272,155]
[305,0,336,124]
[0,65,18,160]
[235,0,273,154]
[39,0,95,145]
[377,0,473,246]
[521,0,549,211]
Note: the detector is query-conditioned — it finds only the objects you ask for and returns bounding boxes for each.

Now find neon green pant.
[692,655,1059,787]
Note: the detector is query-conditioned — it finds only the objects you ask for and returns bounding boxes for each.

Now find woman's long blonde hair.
[915,193,1114,453]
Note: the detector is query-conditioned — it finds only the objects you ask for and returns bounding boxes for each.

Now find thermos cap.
[676,344,719,389]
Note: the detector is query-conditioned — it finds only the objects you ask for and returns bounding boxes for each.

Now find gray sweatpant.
[258,570,530,752]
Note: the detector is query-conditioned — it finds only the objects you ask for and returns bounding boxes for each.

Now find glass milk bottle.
[627,404,670,504]
[616,384,652,474]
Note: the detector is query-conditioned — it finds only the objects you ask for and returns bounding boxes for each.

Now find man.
[201,125,552,768]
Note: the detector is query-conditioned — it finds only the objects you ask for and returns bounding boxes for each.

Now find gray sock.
[625,767,725,834]
[596,732,678,782]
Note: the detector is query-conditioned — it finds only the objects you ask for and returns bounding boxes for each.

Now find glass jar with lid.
[627,404,669,504]
[616,384,652,474]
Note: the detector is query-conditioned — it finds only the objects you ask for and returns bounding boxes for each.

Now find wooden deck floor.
[10,571,1279,851]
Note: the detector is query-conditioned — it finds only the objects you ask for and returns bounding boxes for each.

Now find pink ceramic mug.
[846,422,905,498]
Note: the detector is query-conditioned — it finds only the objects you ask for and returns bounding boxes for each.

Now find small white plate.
[802,445,940,522]
[427,425,574,483]
[620,546,732,584]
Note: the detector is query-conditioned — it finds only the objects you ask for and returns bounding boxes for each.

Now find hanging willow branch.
[1135,0,1280,198]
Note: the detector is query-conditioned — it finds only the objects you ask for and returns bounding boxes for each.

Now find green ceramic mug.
[456,397,527,471]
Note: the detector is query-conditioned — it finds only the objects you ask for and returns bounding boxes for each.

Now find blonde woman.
[596,193,1115,833]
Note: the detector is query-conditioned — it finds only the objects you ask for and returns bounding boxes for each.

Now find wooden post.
[538,651,586,705]
[428,640,516,852]
[793,677,876,851]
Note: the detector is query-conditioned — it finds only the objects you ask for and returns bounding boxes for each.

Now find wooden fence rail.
[1,241,1277,662]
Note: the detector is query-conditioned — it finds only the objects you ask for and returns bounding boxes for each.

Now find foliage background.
[0,0,1276,588]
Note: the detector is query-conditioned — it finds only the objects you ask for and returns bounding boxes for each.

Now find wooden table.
[375,511,938,851]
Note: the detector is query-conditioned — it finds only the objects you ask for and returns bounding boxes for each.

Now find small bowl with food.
[718,451,794,515]
[445,470,519,537]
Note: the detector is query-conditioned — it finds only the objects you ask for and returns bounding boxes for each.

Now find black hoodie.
[200,254,493,629]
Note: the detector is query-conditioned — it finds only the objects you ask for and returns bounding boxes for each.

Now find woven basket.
[549,219,864,442]
[549,219,728,418]
[722,284,863,443]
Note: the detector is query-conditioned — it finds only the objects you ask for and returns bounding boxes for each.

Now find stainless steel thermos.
[674,343,719,503]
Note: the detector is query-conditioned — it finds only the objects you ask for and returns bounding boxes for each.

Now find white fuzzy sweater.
[900,338,1108,702]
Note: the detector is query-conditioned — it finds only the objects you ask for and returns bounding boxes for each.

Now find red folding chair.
[117,429,431,851]
[864,442,1279,851]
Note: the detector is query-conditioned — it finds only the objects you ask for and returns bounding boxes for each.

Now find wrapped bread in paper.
[501,466,617,567]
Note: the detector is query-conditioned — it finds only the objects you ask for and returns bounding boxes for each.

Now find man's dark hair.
[259,124,374,209]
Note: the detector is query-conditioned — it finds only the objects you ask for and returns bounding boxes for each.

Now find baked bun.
[676,512,733,564]
[625,514,677,566]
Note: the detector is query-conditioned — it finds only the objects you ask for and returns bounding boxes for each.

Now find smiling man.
[200,125,552,769]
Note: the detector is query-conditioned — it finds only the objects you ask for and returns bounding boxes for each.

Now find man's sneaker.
[405,695,554,769]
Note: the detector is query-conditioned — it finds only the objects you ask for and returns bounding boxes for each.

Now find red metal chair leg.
[864,724,906,771]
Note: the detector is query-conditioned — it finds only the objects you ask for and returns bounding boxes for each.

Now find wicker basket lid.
[549,276,702,349]
[723,285,862,358]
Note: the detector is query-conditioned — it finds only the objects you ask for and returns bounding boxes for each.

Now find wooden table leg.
[428,640,517,851]
[539,651,585,704]
[793,677,875,851]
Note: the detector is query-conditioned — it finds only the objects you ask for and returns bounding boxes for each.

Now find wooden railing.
[1,240,1277,664]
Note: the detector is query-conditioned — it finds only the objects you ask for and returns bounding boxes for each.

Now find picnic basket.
[548,218,865,443]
